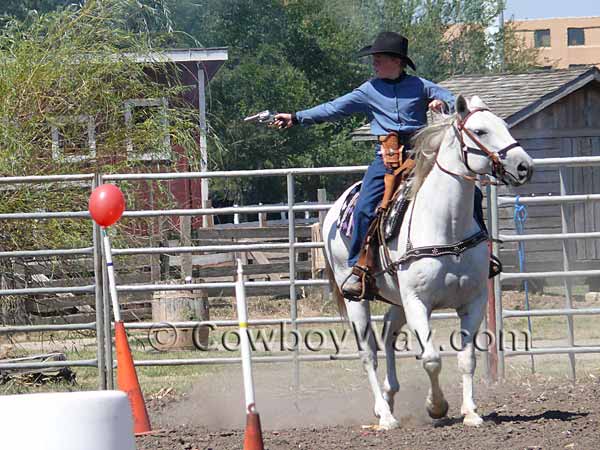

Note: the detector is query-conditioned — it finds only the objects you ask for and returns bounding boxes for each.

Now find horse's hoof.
[426,399,449,419]
[379,416,400,430]
[463,412,483,427]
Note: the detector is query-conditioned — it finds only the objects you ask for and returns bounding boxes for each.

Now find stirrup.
[342,266,374,301]
[489,254,502,278]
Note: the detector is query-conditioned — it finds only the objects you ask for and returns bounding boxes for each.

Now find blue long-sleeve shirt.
[295,73,455,136]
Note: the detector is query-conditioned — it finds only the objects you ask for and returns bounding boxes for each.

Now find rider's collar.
[380,71,407,84]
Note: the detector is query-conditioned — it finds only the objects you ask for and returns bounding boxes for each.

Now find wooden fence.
[2,219,325,325]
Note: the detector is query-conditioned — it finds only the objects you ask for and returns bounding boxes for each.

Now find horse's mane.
[408,113,457,198]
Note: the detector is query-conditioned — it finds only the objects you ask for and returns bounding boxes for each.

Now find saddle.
[337,181,411,242]
[352,171,414,300]
[339,132,501,302]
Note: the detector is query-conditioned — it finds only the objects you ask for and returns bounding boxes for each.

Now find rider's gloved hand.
[272,113,297,129]
[428,100,446,113]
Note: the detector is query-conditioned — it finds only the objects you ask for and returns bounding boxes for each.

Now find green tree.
[0,0,73,20]
[156,0,374,205]
[498,21,541,73]
[0,0,199,251]
[188,0,538,204]
[0,0,539,208]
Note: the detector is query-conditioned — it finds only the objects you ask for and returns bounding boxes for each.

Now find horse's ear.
[468,95,489,110]
[455,94,469,120]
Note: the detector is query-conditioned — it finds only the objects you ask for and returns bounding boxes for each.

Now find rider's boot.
[341,265,370,301]
[489,253,503,278]
[341,273,363,299]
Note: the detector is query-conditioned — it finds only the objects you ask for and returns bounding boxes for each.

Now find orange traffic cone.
[114,320,152,434]
[243,404,264,450]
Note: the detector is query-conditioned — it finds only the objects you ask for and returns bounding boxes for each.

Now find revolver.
[243,110,278,125]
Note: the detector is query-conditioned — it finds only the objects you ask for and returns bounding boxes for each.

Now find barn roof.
[127,47,228,82]
[439,66,600,127]
[352,66,600,141]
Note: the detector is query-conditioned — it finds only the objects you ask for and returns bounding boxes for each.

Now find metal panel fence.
[0,156,599,388]
[491,155,600,381]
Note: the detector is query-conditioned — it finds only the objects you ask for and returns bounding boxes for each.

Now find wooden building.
[353,66,600,283]
[134,48,228,225]
[50,48,228,230]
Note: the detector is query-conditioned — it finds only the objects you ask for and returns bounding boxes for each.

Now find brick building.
[512,16,600,69]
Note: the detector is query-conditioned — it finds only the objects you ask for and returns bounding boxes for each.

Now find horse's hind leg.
[401,291,448,420]
[457,295,487,426]
[382,305,406,414]
[346,300,400,430]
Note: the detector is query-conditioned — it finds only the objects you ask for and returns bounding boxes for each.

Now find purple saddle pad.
[337,182,361,238]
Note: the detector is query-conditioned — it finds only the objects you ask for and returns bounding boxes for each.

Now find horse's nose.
[517,162,533,183]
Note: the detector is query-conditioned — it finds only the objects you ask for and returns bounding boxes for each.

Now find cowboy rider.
[274,31,487,299]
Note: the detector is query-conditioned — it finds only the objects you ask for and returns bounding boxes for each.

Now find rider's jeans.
[347,153,388,268]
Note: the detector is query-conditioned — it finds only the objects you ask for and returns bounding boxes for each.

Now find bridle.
[435,107,521,185]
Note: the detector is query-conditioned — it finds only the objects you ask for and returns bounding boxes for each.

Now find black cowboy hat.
[357,31,416,71]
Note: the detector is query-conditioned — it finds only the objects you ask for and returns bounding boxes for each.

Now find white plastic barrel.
[0,390,136,450]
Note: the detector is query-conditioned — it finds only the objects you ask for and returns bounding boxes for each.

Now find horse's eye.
[474,129,487,136]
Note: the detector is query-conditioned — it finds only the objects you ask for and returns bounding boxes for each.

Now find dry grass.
[3,286,600,397]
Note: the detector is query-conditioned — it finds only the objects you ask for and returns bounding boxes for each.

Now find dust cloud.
[158,361,431,430]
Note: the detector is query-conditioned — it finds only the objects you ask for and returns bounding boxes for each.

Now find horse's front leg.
[382,305,406,414]
[457,295,487,426]
[346,300,399,430]
[401,290,448,420]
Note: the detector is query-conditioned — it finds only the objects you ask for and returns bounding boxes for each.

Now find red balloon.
[88,184,125,227]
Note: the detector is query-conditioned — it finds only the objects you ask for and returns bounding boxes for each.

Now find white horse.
[323,95,534,429]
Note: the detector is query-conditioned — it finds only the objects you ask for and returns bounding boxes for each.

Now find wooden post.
[151,286,210,350]
[317,188,330,301]
[180,216,192,280]
[198,63,209,222]
[258,203,267,228]
[202,199,214,228]
[148,182,157,282]
[233,204,240,225]
[150,221,161,283]
[317,188,327,224]
[195,286,211,348]
[0,260,28,326]
[487,243,498,382]
[310,223,325,278]
[149,183,165,283]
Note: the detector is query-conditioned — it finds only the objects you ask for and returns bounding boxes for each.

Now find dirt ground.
[136,362,600,450]
[133,289,600,449]
[7,288,599,449]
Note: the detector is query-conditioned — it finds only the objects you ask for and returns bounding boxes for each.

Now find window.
[124,98,171,161]
[51,115,96,162]
[567,28,585,46]
[534,29,551,48]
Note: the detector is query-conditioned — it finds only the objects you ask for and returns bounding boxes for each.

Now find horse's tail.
[324,258,348,321]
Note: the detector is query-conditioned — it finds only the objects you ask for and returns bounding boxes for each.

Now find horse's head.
[454,95,534,186]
